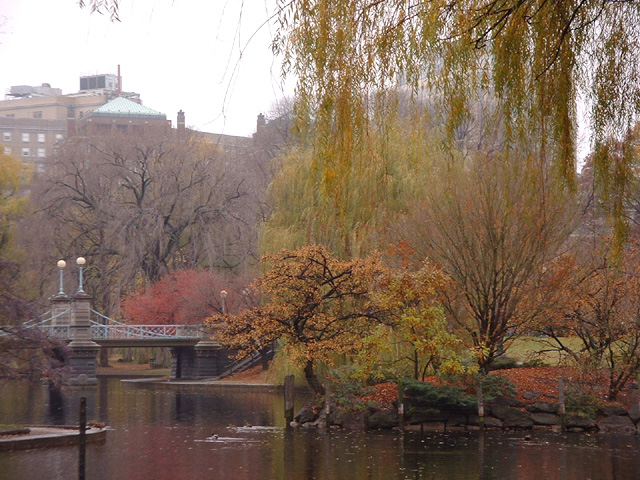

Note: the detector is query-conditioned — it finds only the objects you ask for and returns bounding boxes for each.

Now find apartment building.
[0,74,141,172]
[0,116,66,173]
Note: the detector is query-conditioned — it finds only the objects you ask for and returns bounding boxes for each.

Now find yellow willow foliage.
[275,0,640,228]
[0,147,31,252]
[364,263,475,379]
[261,116,443,259]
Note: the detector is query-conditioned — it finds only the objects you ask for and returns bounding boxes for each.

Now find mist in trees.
[27,130,262,316]
[0,147,67,384]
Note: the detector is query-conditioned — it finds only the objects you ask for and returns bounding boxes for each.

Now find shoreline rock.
[292,399,640,434]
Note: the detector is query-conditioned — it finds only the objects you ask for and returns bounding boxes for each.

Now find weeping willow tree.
[261,111,446,258]
[272,0,640,243]
[84,0,640,245]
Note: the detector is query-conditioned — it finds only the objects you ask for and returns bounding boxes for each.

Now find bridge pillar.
[194,340,224,379]
[170,347,196,379]
[50,293,71,326]
[68,291,100,386]
[169,342,233,380]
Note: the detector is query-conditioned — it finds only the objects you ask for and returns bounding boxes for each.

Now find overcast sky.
[0,0,290,137]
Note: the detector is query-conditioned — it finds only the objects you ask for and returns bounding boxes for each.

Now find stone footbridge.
[23,259,238,385]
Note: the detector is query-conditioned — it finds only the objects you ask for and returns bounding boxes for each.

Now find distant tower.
[257,113,266,130]
[177,110,185,135]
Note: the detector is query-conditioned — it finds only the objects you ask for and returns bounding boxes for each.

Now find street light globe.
[57,260,66,269]
[76,257,86,266]
[220,290,228,299]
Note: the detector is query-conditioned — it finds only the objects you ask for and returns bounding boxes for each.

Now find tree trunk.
[304,359,325,395]
[259,346,270,371]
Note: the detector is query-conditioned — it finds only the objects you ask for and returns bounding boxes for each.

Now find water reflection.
[0,379,639,480]
[47,386,65,425]
[97,378,109,423]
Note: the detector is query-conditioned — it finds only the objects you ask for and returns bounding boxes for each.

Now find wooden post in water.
[284,375,295,426]
[324,377,331,427]
[477,378,485,430]
[558,376,566,432]
[397,379,404,432]
[78,396,87,480]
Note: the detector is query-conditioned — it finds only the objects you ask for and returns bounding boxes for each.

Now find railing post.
[558,376,566,432]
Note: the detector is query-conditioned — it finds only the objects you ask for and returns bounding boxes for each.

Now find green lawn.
[506,336,583,366]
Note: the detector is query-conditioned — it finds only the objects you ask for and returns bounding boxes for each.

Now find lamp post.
[57,260,66,296]
[76,257,86,294]
[220,290,228,315]
[68,256,99,386]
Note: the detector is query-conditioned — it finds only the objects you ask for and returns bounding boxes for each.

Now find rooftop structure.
[6,83,62,98]
[88,96,165,118]
[76,96,170,135]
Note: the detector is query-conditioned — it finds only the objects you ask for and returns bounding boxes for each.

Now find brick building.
[0,73,270,172]
[0,73,142,172]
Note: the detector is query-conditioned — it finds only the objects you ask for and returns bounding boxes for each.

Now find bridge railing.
[89,323,203,340]
[32,323,204,340]
[33,325,72,339]
[20,307,207,341]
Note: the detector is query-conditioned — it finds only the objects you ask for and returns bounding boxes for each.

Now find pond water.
[0,378,638,480]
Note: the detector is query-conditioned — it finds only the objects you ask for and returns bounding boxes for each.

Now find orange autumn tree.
[211,245,389,394]
[543,240,640,401]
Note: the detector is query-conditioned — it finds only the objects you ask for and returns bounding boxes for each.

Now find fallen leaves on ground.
[358,367,638,409]
[223,365,268,382]
[493,367,637,407]
[492,367,565,401]
[227,365,638,408]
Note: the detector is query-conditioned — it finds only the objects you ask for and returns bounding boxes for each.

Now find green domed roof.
[91,97,166,118]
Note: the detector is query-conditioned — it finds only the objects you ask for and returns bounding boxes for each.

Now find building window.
[55,134,63,142]
[3,132,10,142]
[37,148,46,158]
[33,111,42,119]
[38,133,45,143]
[22,133,29,142]
[22,148,29,157]
[4,147,11,155]
[37,164,45,173]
